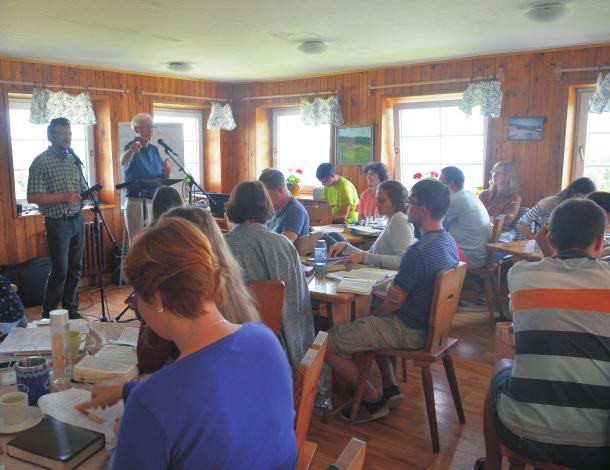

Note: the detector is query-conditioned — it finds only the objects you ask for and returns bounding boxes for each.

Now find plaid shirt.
[27,146,87,218]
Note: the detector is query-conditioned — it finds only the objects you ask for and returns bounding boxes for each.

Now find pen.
[76,407,104,425]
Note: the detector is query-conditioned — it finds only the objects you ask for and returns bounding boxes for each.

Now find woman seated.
[328,180,414,270]
[358,162,389,220]
[136,206,260,373]
[516,177,596,239]
[78,218,296,469]
[224,181,315,370]
[479,162,521,237]
[149,185,183,226]
[0,274,26,335]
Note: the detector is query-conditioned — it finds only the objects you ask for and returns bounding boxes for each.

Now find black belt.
[46,212,82,221]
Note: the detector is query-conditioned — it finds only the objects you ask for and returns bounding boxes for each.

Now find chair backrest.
[513,206,531,241]
[304,202,332,226]
[484,214,506,267]
[294,231,324,257]
[294,331,328,456]
[328,438,367,470]
[424,262,467,354]
[248,280,285,335]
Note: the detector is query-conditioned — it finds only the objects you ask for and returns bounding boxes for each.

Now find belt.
[46,212,82,221]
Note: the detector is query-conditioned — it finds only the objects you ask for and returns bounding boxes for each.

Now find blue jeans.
[43,212,85,315]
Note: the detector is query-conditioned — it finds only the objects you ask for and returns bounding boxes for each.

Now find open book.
[72,344,138,383]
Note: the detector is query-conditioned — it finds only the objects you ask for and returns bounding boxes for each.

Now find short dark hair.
[151,186,183,222]
[225,181,274,224]
[316,163,336,180]
[363,162,389,182]
[586,191,610,214]
[549,199,607,251]
[558,177,596,201]
[47,117,71,140]
[441,166,465,190]
[410,179,451,220]
[258,168,285,190]
[378,180,408,213]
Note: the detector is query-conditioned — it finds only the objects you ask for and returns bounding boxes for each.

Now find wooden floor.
[26,284,498,470]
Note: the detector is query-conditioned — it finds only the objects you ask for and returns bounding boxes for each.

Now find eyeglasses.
[137,125,156,130]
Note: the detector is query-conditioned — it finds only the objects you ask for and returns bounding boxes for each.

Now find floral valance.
[301,94,344,126]
[459,80,503,119]
[207,102,236,131]
[589,72,610,114]
[29,87,96,125]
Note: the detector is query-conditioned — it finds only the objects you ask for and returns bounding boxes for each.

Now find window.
[572,89,610,190]
[153,108,204,183]
[394,99,487,192]
[272,108,331,188]
[8,97,95,203]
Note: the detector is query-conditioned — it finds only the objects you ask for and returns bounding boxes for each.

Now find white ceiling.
[1,0,609,82]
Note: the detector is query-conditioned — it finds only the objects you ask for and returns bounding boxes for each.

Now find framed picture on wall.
[335,124,373,165]
[507,117,545,141]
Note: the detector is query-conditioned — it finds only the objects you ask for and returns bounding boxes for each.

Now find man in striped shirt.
[478,198,610,470]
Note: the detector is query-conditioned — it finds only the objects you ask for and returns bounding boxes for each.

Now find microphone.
[68,148,83,167]
[81,183,103,199]
[157,139,177,155]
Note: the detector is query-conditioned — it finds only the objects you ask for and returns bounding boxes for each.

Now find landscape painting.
[336,125,373,164]
[507,117,545,141]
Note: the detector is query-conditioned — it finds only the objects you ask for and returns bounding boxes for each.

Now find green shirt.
[323,176,359,223]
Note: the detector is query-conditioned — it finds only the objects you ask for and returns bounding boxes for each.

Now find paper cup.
[0,391,29,425]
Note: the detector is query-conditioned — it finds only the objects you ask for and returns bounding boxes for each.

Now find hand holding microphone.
[129,137,144,154]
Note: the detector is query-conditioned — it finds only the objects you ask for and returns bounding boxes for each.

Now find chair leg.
[350,353,375,424]
[421,366,440,453]
[442,354,465,424]
[483,275,495,327]
[401,358,408,383]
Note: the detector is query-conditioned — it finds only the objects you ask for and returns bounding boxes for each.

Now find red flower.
[295,169,303,175]
[413,172,422,180]
[429,171,439,178]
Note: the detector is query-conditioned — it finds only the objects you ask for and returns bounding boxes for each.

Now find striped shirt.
[499,253,610,448]
[517,195,561,234]
[27,146,87,218]
[394,229,459,329]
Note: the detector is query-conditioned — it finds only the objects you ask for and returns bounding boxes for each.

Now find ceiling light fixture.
[166,61,194,73]
[298,40,327,54]
[525,2,570,22]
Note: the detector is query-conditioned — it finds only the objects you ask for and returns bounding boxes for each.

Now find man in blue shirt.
[120,113,171,242]
[258,168,309,243]
[326,179,459,423]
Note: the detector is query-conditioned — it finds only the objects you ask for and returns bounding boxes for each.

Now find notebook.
[7,416,105,470]
[72,344,138,383]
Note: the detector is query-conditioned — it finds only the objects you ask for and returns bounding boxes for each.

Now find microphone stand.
[159,145,215,206]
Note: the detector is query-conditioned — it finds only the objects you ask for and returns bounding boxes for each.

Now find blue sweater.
[114,323,296,470]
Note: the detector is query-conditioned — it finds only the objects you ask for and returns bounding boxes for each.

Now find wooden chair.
[248,280,284,335]
[304,202,333,226]
[327,438,367,470]
[470,214,505,326]
[501,445,572,470]
[295,331,329,470]
[349,262,467,453]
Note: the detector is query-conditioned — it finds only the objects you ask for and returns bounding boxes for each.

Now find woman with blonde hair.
[78,218,296,469]
[479,162,522,229]
[135,206,260,373]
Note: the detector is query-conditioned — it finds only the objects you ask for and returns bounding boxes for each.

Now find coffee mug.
[0,391,29,425]
[16,356,51,405]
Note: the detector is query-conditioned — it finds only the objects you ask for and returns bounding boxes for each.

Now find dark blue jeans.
[43,212,85,315]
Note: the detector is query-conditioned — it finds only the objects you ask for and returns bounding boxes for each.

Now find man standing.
[315,163,359,224]
[325,179,458,422]
[258,169,309,243]
[478,199,610,470]
[439,166,490,269]
[27,117,87,319]
[120,113,171,242]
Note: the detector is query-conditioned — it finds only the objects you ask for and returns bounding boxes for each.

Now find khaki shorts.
[329,314,426,356]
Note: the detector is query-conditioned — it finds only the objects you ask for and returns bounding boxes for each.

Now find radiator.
[83,221,105,278]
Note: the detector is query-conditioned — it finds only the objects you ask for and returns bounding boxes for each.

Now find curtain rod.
[367,68,504,95]
[552,63,610,80]
[140,91,230,102]
[0,79,128,94]
[242,89,339,101]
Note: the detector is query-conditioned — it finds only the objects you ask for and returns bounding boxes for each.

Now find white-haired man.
[120,113,171,242]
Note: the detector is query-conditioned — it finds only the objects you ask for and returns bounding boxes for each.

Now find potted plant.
[412,171,439,181]
[286,168,303,195]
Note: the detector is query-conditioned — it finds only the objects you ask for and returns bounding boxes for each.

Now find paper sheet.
[38,388,124,447]
[109,327,139,347]
[343,267,396,282]
[0,328,52,354]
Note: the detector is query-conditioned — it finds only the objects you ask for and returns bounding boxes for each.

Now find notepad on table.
[0,327,52,355]
[342,267,396,282]
[72,344,138,384]
[336,278,377,295]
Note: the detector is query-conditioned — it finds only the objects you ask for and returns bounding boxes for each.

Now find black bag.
[0,256,51,308]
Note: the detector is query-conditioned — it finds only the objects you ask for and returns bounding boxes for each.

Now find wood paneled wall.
[0,58,229,265]
[229,43,610,208]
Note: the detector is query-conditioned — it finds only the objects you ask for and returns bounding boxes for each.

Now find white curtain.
[301,94,344,126]
[589,72,610,114]
[29,87,96,125]
[459,80,503,119]
[207,102,236,130]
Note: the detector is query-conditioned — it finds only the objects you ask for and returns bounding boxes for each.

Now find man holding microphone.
[120,113,171,242]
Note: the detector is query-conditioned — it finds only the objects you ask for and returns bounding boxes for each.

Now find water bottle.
[314,239,327,276]
[50,309,72,389]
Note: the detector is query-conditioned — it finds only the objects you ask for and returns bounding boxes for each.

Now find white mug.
[0,391,29,425]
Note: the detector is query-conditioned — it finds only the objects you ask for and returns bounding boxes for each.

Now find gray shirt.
[225,224,315,369]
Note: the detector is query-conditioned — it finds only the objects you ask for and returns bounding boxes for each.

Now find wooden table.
[308,275,372,326]
[312,224,379,248]
[486,239,542,262]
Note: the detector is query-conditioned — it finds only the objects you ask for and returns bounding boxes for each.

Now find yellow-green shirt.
[323,176,359,223]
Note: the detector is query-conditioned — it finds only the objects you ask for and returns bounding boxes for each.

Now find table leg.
[328,302,352,326]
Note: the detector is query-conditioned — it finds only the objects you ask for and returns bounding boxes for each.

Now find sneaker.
[383,385,405,409]
[41,311,50,319]
[475,292,487,306]
[340,396,389,423]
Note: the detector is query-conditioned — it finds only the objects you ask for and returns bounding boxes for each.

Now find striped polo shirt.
[394,229,459,329]
[499,253,610,448]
